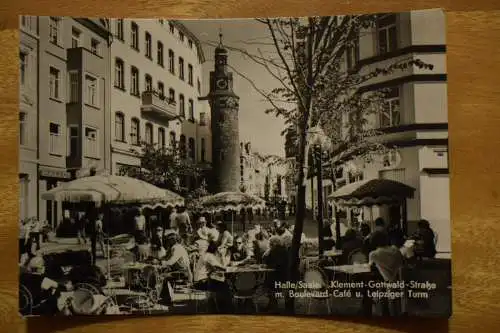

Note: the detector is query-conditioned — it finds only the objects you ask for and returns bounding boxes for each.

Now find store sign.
[39,167,71,179]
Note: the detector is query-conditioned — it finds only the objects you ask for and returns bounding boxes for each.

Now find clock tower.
[200,32,240,193]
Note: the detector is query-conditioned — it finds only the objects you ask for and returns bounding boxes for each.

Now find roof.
[328,178,415,207]
[170,20,206,64]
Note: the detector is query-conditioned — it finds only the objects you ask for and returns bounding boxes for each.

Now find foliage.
[185,180,209,212]
[118,141,204,195]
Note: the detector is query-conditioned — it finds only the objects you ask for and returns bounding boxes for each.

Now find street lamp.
[309,125,332,255]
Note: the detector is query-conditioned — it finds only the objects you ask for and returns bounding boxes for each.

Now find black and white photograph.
[18,9,451,318]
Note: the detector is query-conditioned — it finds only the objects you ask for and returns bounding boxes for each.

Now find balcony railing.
[140,90,177,120]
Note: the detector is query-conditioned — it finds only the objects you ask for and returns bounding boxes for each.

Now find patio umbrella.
[197,192,267,234]
[41,175,184,207]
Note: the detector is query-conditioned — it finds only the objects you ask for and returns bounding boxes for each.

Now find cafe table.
[324,263,374,316]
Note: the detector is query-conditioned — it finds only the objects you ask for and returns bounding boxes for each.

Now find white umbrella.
[41,175,184,207]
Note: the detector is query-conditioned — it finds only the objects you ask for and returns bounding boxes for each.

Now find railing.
[141,90,177,119]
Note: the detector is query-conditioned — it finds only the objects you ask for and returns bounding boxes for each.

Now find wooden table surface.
[1,0,500,332]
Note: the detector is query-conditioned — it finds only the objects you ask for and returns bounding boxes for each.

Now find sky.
[182,19,287,157]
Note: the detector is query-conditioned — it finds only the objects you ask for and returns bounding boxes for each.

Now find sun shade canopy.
[328,178,415,207]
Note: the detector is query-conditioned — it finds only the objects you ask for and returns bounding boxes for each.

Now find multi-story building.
[239,141,288,203]
[307,9,449,253]
[19,16,111,227]
[19,16,39,222]
[109,19,211,190]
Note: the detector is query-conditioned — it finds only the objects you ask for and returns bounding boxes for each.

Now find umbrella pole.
[231,211,234,235]
[106,205,111,281]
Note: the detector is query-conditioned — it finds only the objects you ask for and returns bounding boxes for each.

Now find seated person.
[196,216,210,241]
[193,241,230,312]
[150,226,166,259]
[340,228,364,265]
[410,219,437,259]
[158,232,192,306]
[206,221,220,244]
[368,231,404,316]
[262,236,289,312]
[20,256,73,316]
[229,236,254,266]
[216,221,234,249]
[252,230,270,264]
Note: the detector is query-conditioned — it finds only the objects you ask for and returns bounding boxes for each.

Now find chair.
[19,284,33,316]
[303,265,331,315]
[229,272,260,313]
[348,249,368,265]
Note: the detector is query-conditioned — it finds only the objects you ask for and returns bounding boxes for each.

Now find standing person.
[19,219,30,261]
[169,207,178,232]
[90,212,106,265]
[134,209,146,240]
[175,207,192,245]
[76,211,87,245]
[29,217,42,252]
[262,236,289,313]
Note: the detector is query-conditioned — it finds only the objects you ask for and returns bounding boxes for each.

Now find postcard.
[18,9,451,317]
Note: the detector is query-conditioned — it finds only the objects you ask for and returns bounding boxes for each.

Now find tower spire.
[218,26,224,47]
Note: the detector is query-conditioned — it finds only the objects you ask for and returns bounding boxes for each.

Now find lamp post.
[309,126,332,256]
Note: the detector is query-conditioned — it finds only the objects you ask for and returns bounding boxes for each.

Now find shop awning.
[328,178,415,207]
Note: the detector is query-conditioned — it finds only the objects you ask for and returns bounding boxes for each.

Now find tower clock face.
[216,78,228,90]
[216,58,225,65]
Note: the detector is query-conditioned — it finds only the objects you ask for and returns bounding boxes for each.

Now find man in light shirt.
[134,209,146,238]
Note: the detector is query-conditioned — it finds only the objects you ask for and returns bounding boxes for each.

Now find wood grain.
[1,1,500,333]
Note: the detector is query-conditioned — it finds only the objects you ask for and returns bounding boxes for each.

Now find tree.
[118,141,204,195]
[208,15,434,313]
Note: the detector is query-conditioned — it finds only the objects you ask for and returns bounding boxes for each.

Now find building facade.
[109,19,210,184]
[308,9,449,253]
[19,16,39,222]
[19,16,111,227]
[202,37,240,193]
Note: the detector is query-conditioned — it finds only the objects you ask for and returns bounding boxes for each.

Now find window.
[380,87,400,128]
[168,50,175,74]
[179,94,185,117]
[114,58,124,89]
[188,99,194,121]
[49,122,62,155]
[201,138,206,162]
[158,81,165,97]
[169,131,176,148]
[145,123,153,144]
[188,39,193,49]
[145,74,152,92]
[20,112,27,146]
[169,88,175,103]
[179,31,184,42]
[68,126,79,158]
[84,127,99,158]
[91,38,100,55]
[157,41,164,66]
[188,64,193,86]
[130,66,139,96]
[49,67,60,100]
[178,57,185,80]
[68,71,79,103]
[346,37,359,70]
[169,23,174,34]
[115,112,125,142]
[199,112,206,126]
[84,74,98,107]
[131,118,140,145]
[197,79,201,94]
[115,19,124,41]
[131,21,139,50]
[71,28,81,48]
[20,52,27,86]
[377,14,397,54]
[49,17,61,45]
[145,32,152,59]
[179,135,186,158]
[158,127,166,148]
[188,137,195,160]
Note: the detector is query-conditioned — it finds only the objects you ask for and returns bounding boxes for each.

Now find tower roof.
[215,29,228,54]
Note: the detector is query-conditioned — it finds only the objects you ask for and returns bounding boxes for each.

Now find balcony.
[140,90,177,121]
